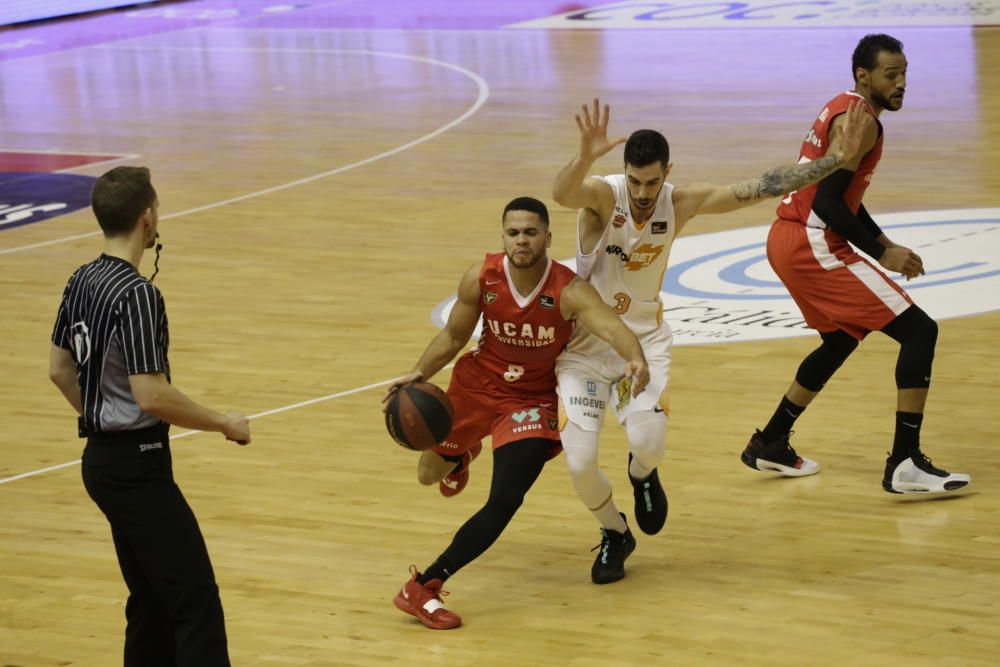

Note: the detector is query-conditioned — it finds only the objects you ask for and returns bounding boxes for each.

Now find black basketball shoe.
[741,430,819,477]
[591,513,637,585]
[628,453,668,535]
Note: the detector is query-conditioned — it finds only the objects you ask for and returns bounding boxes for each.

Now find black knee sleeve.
[794,330,859,392]
[882,306,938,389]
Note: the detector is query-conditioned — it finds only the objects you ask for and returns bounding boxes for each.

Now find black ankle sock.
[418,557,457,585]
[761,396,806,443]
[891,411,923,461]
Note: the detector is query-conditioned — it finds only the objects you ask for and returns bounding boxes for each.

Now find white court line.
[56,154,142,173]
[0,47,490,256]
[0,366,454,486]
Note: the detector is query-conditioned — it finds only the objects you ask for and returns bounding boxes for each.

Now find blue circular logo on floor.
[431,208,1000,346]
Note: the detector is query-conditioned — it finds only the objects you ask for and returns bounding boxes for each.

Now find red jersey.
[776,92,883,227]
[464,252,576,395]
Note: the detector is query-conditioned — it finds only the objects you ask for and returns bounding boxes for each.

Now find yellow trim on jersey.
[557,399,569,431]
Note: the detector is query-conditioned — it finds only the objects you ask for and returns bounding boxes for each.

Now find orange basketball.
[384,381,454,451]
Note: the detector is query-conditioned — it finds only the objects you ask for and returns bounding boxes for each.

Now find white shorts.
[556,322,672,431]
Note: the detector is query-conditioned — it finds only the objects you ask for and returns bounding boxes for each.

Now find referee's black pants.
[81,424,230,667]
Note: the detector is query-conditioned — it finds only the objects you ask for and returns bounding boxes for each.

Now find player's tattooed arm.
[671,99,871,229]
[732,153,844,202]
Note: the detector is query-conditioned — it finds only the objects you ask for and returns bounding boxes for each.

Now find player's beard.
[630,185,662,212]
[508,248,543,269]
[872,90,903,112]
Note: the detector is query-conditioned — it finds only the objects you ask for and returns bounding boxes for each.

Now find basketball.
[384,381,454,451]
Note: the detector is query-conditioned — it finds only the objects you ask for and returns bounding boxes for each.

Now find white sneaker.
[882,452,970,494]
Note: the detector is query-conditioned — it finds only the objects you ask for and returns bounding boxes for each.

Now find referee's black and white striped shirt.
[52,254,170,433]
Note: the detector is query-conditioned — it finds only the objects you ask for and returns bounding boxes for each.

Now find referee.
[48,166,250,666]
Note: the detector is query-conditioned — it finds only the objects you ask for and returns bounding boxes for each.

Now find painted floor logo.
[0,150,131,231]
[431,209,1000,346]
[506,1,1000,29]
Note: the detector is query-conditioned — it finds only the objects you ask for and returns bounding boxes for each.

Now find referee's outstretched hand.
[223,412,251,445]
[382,370,424,413]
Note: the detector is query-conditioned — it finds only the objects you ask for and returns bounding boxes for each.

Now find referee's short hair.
[91,166,158,237]
[502,196,549,227]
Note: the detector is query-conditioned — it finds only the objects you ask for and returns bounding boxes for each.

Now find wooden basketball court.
[1,2,997,665]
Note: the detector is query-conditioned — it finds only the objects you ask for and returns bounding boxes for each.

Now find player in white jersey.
[552,98,867,584]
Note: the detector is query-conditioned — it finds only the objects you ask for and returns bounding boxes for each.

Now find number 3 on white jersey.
[612,292,631,314]
[504,364,525,382]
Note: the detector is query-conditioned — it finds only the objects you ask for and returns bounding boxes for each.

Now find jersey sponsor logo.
[651,221,668,234]
[512,408,543,433]
[512,409,541,423]
[434,209,1000,346]
[548,417,559,430]
[586,380,597,396]
[612,213,627,228]
[484,291,497,304]
[605,243,665,270]
[486,318,556,345]
[625,244,664,271]
[569,396,606,409]
[539,294,555,309]
[606,244,629,262]
[804,129,822,149]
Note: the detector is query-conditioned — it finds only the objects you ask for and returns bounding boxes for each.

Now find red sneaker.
[439,442,483,497]
[393,566,462,630]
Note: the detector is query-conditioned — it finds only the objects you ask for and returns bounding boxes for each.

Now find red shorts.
[433,355,562,459]
[768,219,913,340]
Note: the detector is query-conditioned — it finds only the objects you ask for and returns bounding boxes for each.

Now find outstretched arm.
[672,99,871,229]
[382,264,482,405]
[552,97,620,220]
[560,278,649,397]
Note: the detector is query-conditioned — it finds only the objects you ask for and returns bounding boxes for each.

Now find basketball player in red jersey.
[383,197,649,629]
[741,34,970,494]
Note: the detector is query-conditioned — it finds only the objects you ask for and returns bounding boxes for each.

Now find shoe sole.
[746,454,820,477]
[882,479,970,494]
[393,593,461,630]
